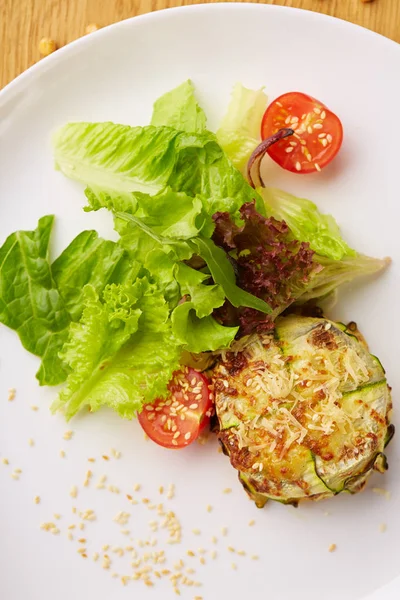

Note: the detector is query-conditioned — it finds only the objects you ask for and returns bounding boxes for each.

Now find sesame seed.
[2,458,9,465]
[251,555,259,560]
[248,519,255,526]
[70,486,78,498]
[88,457,95,463]
[34,496,40,504]
[102,455,109,461]
[231,563,237,570]
[68,525,75,530]
[380,523,387,533]
[8,388,16,401]
[211,536,217,544]
[93,552,100,562]
[11,473,19,480]
[223,488,232,494]
[211,550,217,559]
[199,557,206,565]
[237,550,246,556]
[221,527,228,536]
[54,513,61,520]
[228,546,235,553]
[206,505,212,513]
[133,483,141,492]
[63,430,74,441]
[31,405,39,411]
[328,544,337,552]
[295,162,302,171]
[59,450,66,458]
[192,529,201,535]
[28,438,34,447]
[68,532,73,541]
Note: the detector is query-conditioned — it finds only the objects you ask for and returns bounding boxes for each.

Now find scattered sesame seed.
[54,513,61,520]
[133,483,141,492]
[211,550,217,559]
[192,528,201,535]
[159,486,164,494]
[28,438,35,447]
[31,405,39,411]
[63,430,74,441]
[59,450,66,458]
[206,505,212,513]
[248,519,255,526]
[380,523,387,533]
[372,487,391,500]
[228,546,235,553]
[251,555,259,560]
[223,488,232,494]
[221,527,228,536]
[237,550,246,556]
[211,536,217,544]
[34,496,40,504]
[102,455,110,461]
[11,473,19,480]
[199,557,206,565]
[328,544,337,553]
[70,485,78,498]
[231,562,237,570]
[2,458,9,465]
[8,388,16,401]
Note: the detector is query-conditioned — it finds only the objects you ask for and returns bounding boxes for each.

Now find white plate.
[0,4,399,600]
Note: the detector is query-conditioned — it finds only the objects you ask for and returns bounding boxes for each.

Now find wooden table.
[1,0,399,89]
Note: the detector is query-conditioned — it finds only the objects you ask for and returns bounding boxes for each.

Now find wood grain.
[1,0,399,89]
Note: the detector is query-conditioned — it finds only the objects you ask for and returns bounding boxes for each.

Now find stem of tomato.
[247,128,294,188]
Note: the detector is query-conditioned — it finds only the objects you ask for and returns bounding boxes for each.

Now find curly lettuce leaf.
[53,122,264,218]
[216,83,267,171]
[0,215,71,385]
[212,202,318,334]
[261,187,355,261]
[52,230,140,321]
[151,80,207,133]
[52,279,181,420]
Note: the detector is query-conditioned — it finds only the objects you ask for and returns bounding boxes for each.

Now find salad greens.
[0,79,389,420]
[216,83,267,171]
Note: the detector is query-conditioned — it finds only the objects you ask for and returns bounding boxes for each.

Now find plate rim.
[1,2,399,105]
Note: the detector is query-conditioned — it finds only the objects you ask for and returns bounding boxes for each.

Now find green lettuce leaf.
[261,187,355,261]
[52,230,140,321]
[216,83,267,171]
[151,80,207,133]
[0,215,71,385]
[53,122,264,218]
[52,279,181,420]
[171,302,238,353]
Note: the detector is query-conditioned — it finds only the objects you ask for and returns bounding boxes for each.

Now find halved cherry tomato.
[138,368,213,449]
[261,92,343,174]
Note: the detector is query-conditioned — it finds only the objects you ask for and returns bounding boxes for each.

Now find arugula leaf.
[52,279,181,420]
[217,83,267,171]
[191,237,271,314]
[0,216,71,385]
[151,80,207,133]
[261,187,355,261]
[54,122,264,218]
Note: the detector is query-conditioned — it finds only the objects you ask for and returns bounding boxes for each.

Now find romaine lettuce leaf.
[0,215,71,385]
[261,187,355,261]
[151,80,207,133]
[53,122,264,218]
[216,83,267,171]
[52,279,181,420]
